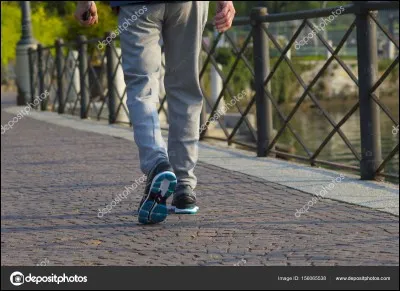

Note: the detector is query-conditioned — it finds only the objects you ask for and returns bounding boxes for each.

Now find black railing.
[27,1,399,181]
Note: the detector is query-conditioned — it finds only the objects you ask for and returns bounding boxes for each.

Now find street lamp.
[16,1,37,105]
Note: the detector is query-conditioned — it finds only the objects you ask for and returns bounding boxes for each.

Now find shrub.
[1,2,66,66]
[1,2,21,67]
[1,1,117,67]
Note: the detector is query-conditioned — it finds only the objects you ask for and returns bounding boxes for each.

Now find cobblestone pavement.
[1,103,399,266]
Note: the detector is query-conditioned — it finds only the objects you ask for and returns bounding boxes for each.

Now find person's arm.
[214,1,236,32]
[74,1,98,26]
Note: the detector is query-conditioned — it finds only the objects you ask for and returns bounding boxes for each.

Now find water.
[274,99,399,178]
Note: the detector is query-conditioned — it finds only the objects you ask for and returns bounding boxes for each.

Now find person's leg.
[119,4,176,224]
[162,1,209,190]
[119,4,167,175]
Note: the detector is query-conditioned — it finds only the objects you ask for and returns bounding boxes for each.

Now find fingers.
[74,3,98,27]
[74,11,92,26]
[93,15,99,25]
[89,4,98,24]
[215,20,232,32]
[79,14,98,26]
[215,3,230,20]
[214,12,234,32]
[215,4,231,22]
[215,9,233,25]
[80,18,94,27]
[88,13,98,25]
[214,1,235,33]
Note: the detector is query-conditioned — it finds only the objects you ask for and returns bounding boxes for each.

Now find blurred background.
[1,1,399,179]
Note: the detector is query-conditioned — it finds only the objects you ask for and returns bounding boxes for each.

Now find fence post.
[355,2,382,180]
[106,32,117,124]
[37,44,46,111]
[251,7,273,157]
[77,35,89,119]
[55,38,65,114]
[28,47,35,106]
[200,101,207,140]
[199,52,207,140]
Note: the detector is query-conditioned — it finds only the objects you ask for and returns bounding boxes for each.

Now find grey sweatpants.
[119,2,209,189]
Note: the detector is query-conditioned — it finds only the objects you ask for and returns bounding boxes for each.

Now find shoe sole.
[168,205,199,214]
[138,171,177,224]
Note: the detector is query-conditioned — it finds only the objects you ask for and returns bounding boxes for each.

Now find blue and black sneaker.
[138,161,177,224]
[170,185,199,214]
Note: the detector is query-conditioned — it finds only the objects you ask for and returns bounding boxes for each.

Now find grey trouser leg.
[119,4,167,175]
[163,1,209,189]
[119,2,208,188]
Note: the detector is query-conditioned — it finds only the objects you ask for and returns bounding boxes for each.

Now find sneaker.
[138,161,177,224]
[170,185,199,214]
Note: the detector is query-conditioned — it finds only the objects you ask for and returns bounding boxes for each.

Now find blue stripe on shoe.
[138,171,177,225]
[138,201,155,224]
[168,205,199,214]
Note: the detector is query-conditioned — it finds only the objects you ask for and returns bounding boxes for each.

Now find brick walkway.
[1,99,399,266]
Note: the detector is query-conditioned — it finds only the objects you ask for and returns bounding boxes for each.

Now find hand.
[75,1,98,26]
[214,1,235,33]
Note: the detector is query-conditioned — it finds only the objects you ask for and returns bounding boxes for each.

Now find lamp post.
[16,1,37,105]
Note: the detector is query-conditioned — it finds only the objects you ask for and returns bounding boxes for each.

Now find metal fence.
[27,1,399,181]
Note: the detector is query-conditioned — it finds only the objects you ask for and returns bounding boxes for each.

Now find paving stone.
[1,106,399,266]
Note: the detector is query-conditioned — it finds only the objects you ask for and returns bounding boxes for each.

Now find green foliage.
[31,1,76,16]
[1,1,117,66]
[1,1,66,66]
[217,1,351,16]
[262,1,350,13]
[1,2,21,66]
[215,47,231,66]
[31,6,67,47]
[3,0,394,106]
[211,46,318,105]
[1,1,354,67]
[215,47,253,103]
[270,60,314,104]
